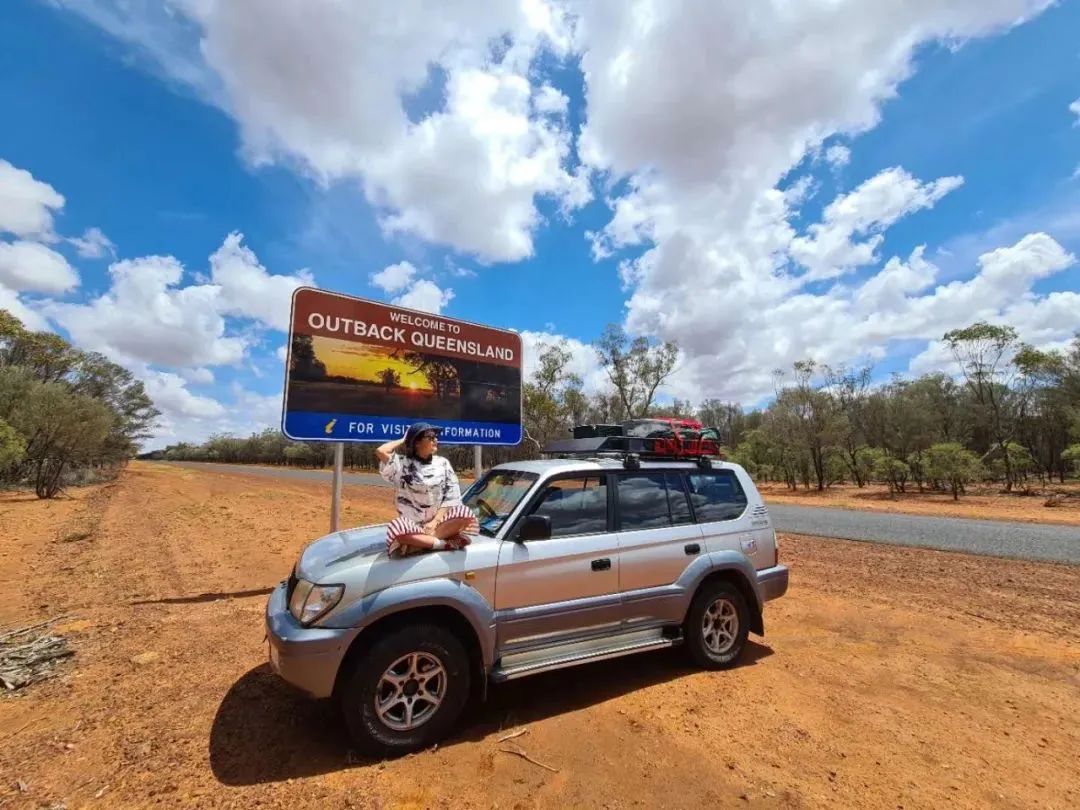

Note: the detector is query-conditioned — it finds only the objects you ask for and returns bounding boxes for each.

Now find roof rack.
[543,436,717,470]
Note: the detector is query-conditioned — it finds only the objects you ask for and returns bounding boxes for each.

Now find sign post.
[473,444,482,482]
[282,288,523,530]
[331,441,344,532]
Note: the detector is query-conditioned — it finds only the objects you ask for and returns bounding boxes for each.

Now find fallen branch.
[498,744,558,773]
[0,621,74,691]
[0,615,69,644]
[497,728,529,743]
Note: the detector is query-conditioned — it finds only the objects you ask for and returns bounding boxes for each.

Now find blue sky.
[1,0,1078,446]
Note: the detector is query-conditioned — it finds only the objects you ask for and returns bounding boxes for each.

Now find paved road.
[168,462,1080,564]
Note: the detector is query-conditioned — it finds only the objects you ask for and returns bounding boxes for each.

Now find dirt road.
[1,463,1078,809]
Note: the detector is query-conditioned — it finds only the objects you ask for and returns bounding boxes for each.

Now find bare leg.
[394,532,443,552]
[432,516,478,540]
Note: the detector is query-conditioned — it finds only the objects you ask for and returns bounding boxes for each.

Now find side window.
[665,473,694,526]
[687,471,748,522]
[527,476,608,538]
[616,473,672,531]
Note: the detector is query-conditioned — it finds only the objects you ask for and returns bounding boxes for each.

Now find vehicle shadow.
[131,587,276,606]
[208,641,773,786]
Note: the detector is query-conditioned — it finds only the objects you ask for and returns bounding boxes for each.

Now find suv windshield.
[462,470,539,537]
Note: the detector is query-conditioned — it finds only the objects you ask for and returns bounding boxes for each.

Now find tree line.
[0,311,159,498]
[150,319,1080,498]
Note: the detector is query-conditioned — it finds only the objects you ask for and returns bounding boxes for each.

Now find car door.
[494,473,621,650]
[687,469,761,563]
[616,471,704,627]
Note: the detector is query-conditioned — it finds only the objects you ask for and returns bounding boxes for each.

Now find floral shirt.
[379,453,463,526]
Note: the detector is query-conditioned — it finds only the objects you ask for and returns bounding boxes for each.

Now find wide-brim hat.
[404,422,443,455]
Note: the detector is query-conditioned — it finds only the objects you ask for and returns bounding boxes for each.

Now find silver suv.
[265,456,788,756]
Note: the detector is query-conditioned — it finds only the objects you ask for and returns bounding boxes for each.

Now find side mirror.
[516,514,551,543]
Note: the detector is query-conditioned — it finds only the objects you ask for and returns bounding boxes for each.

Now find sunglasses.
[418,432,438,441]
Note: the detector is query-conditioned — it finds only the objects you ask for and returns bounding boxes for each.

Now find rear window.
[686,471,747,522]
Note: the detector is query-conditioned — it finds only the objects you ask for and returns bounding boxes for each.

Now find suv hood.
[296,524,387,582]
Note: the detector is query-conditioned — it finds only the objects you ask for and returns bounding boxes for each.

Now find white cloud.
[370,260,417,293]
[0,159,65,240]
[143,379,285,447]
[519,329,608,394]
[824,144,851,168]
[73,0,588,262]
[45,253,248,369]
[1070,97,1080,124]
[180,367,215,385]
[368,67,589,261]
[209,231,312,330]
[142,370,226,420]
[790,168,964,281]
[393,279,454,314]
[534,84,569,116]
[0,240,80,294]
[68,226,116,259]
[275,345,287,363]
[0,283,49,331]
[572,0,1052,404]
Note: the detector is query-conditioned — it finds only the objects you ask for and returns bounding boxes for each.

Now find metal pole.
[473,444,482,481]
[331,441,344,533]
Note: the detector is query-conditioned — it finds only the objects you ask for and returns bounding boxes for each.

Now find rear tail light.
[773,531,779,567]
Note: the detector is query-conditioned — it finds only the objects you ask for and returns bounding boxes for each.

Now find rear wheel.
[339,624,471,757]
[684,581,750,669]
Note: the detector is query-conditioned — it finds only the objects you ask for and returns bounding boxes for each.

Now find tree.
[289,334,326,379]
[767,361,844,491]
[1062,444,1080,477]
[9,382,112,498]
[522,341,583,454]
[594,324,678,419]
[378,367,401,391]
[825,364,873,486]
[944,322,1027,490]
[873,453,910,495]
[923,443,984,501]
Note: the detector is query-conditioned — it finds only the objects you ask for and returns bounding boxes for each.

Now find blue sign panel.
[282,288,523,445]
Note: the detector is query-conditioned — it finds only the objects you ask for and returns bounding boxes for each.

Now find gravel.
[170,462,1080,565]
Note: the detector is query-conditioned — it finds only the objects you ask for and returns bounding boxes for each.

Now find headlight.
[288,581,344,625]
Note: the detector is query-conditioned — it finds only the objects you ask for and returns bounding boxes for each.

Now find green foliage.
[873,453,910,494]
[923,443,984,500]
[0,310,158,497]
[0,417,26,471]
[1062,445,1080,477]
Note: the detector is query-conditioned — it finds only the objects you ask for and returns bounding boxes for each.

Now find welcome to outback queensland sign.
[282,287,523,445]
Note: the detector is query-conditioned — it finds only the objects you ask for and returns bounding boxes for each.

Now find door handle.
[684,543,701,555]
[591,558,611,571]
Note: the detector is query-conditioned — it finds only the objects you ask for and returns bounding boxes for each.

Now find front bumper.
[265,581,356,699]
[756,565,789,602]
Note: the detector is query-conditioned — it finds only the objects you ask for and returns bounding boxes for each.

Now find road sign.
[282,287,523,446]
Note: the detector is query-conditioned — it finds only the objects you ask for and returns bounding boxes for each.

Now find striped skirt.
[386,504,476,557]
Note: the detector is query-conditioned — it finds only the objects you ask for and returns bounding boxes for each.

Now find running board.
[491,628,680,682]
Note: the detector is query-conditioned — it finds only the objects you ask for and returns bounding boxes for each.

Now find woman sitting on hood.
[376,422,479,557]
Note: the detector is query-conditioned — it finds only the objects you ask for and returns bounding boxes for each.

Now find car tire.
[684,581,750,670]
[340,623,471,758]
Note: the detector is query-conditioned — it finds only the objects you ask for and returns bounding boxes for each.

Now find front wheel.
[340,624,471,757]
[684,581,750,669]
